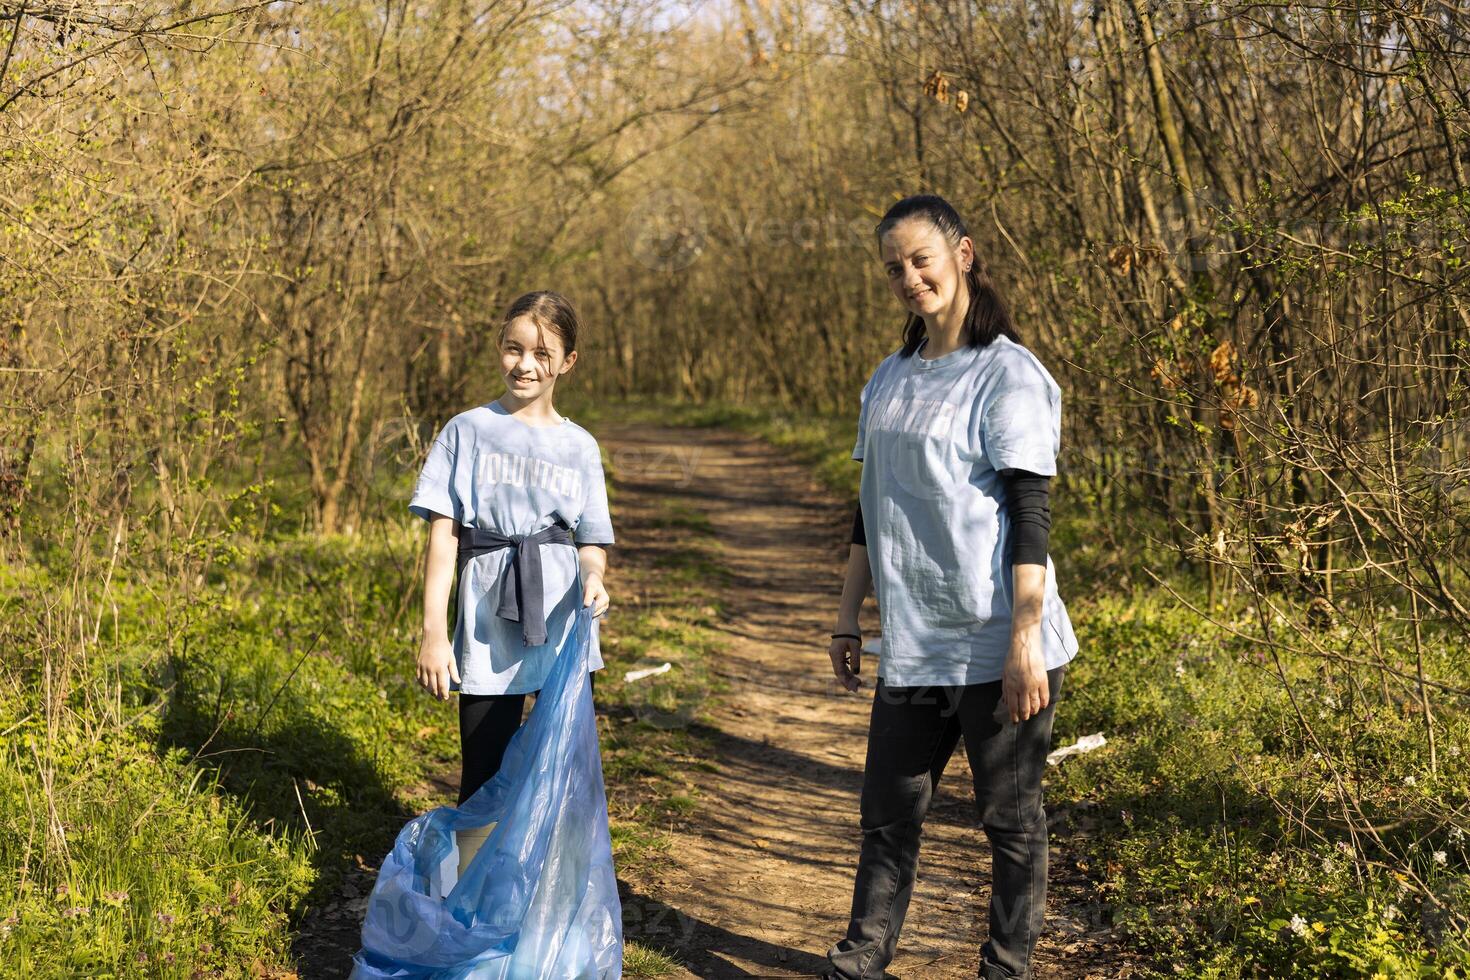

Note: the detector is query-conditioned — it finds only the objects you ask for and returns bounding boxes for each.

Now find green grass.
[595,495,729,868]
[1045,586,1470,978]
[623,939,683,978]
[1,702,308,977]
[0,411,740,976]
[1,529,454,976]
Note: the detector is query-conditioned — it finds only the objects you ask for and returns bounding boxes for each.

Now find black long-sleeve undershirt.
[850,468,1052,566]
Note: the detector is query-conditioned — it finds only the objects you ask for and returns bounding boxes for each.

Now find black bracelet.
[830,632,861,640]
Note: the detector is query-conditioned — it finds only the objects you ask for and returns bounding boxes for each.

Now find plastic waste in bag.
[350,603,623,979]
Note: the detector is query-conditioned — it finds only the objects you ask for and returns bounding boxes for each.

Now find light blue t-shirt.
[409,401,614,695]
[854,335,1080,687]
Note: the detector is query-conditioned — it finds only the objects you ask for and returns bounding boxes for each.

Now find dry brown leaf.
[1136,243,1167,266]
[1209,339,1238,384]
[1106,243,1133,275]
[922,69,949,104]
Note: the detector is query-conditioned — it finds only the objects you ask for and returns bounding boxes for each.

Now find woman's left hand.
[582,572,610,618]
[1001,627,1049,724]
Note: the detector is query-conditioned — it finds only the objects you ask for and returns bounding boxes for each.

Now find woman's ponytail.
[964,259,1018,349]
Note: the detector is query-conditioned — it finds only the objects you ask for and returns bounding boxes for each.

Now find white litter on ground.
[623,662,673,683]
[1046,732,1107,766]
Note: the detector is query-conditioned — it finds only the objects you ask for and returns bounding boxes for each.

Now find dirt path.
[600,423,1126,979]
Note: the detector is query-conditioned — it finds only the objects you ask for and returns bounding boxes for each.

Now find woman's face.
[498,315,576,402]
[879,218,972,321]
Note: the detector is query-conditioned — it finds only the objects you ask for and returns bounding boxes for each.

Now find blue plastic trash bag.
[350,603,623,979]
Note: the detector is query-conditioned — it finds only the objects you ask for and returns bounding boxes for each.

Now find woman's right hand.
[416,632,461,701]
[828,634,864,693]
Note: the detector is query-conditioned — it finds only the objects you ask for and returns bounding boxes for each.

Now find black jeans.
[457,672,597,806]
[828,665,1066,980]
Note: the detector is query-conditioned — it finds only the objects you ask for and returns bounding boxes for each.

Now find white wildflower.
[1449,826,1465,844]
[1383,904,1400,922]
[1404,774,1417,786]
[1323,694,1339,709]
[1433,850,1448,865]
[1321,857,1335,873]
[1288,914,1309,937]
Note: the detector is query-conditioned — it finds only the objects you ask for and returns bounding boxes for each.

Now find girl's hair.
[498,290,581,355]
[875,195,1019,357]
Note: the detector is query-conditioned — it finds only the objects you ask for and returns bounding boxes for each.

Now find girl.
[824,195,1080,980]
[408,290,613,881]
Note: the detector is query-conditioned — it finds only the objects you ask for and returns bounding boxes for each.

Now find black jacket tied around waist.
[455,517,576,647]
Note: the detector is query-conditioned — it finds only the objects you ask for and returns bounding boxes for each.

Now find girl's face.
[498,315,577,403]
[879,218,972,322]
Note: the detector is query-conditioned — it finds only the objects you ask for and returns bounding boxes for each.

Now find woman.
[824,194,1080,980]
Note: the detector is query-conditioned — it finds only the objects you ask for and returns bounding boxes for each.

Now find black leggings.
[457,673,597,805]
